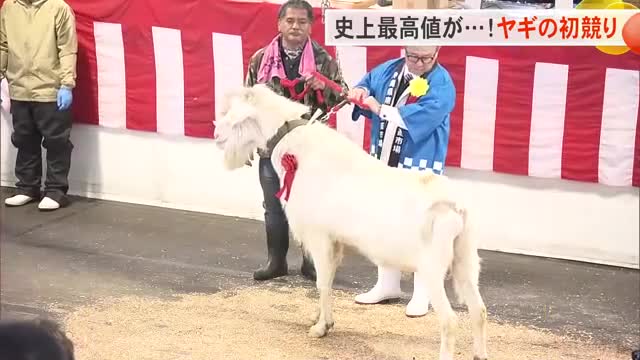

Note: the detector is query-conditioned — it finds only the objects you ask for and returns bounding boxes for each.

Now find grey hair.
[278,0,314,22]
[404,45,441,52]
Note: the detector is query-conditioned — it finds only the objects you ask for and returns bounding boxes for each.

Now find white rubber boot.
[355,266,403,304]
[4,194,34,207]
[405,271,430,317]
[38,197,60,211]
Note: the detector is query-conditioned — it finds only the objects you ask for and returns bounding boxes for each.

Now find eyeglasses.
[406,53,436,64]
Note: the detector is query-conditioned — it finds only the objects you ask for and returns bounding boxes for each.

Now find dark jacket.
[245,37,348,157]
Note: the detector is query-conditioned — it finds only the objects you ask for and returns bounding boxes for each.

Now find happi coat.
[352,57,456,175]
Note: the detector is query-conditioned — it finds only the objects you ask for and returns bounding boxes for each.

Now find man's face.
[405,46,439,75]
[278,7,312,46]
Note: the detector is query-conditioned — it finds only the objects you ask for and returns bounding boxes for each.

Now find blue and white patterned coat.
[352,57,456,174]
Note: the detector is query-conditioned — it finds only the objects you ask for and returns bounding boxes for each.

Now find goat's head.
[213,84,310,170]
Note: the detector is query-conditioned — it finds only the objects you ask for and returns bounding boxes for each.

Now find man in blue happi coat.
[347,46,456,318]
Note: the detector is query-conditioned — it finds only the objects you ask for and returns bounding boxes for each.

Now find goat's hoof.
[308,310,320,325]
[326,320,335,330]
[473,356,488,360]
[308,323,328,338]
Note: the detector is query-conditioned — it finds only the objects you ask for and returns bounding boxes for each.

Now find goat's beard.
[220,118,267,170]
[222,139,261,170]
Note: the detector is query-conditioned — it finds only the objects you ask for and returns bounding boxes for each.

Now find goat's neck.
[261,115,289,140]
[263,118,308,154]
[255,92,310,146]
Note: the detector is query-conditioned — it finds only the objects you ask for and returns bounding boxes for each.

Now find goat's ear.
[243,85,263,105]
[233,114,261,135]
[219,87,246,117]
[225,114,265,163]
[250,83,277,100]
[243,89,254,103]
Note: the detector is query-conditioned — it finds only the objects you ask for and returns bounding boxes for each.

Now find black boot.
[255,158,290,281]
[301,251,317,281]
[253,217,289,281]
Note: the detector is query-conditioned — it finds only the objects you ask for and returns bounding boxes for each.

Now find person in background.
[244,0,348,282]
[0,0,77,211]
[347,46,456,318]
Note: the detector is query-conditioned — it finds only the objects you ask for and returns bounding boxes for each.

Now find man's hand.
[57,87,73,111]
[305,75,325,91]
[347,87,368,103]
[363,96,381,115]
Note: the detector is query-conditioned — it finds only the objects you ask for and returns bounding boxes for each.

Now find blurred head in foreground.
[0,318,75,360]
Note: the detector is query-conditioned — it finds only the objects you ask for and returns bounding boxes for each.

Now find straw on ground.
[62,283,628,360]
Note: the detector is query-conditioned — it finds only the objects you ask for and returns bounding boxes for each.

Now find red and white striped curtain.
[1,0,638,187]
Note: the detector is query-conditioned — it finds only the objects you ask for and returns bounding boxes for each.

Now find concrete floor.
[1,186,638,353]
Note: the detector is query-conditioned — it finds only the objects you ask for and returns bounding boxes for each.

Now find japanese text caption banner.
[325,9,639,46]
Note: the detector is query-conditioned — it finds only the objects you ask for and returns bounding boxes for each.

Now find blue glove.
[57,86,73,111]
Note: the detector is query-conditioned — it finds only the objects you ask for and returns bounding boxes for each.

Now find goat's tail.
[449,204,482,305]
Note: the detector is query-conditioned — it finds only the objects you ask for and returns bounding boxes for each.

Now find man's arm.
[378,76,456,144]
[245,48,266,87]
[354,73,372,96]
[55,4,78,89]
[0,4,8,81]
[245,62,255,87]
[354,60,390,99]
[318,57,347,109]
[350,63,387,121]
[245,56,256,87]
[349,70,375,121]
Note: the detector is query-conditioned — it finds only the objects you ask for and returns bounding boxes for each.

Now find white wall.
[1,84,638,270]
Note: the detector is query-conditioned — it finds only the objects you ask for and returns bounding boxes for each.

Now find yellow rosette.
[409,77,429,98]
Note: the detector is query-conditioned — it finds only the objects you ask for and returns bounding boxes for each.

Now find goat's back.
[274,123,459,268]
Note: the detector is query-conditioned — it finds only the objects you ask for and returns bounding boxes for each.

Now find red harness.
[280,71,369,112]
[280,78,325,104]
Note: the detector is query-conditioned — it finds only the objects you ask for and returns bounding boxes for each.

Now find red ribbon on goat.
[275,153,298,202]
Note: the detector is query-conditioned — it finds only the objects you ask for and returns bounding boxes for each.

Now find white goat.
[213,84,489,360]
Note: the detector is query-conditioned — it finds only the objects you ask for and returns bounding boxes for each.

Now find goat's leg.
[307,242,343,327]
[309,306,321,326]
[423,207,463,360]
[460,279,488,360]
[451,238,488,358]
[425,263,457,360]
[304,236,339,338]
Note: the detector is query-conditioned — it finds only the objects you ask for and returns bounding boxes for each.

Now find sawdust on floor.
[61,283,629,360]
